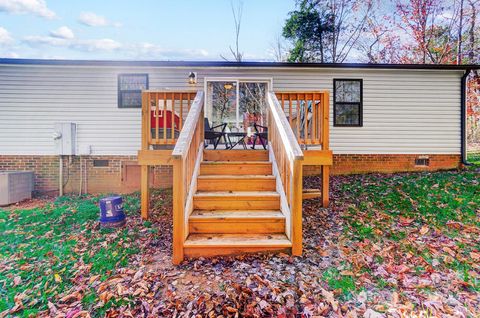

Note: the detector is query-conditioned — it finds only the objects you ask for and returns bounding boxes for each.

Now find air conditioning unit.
[0,171,34,206]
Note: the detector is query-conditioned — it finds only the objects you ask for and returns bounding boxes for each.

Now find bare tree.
[357,5,404,64]
[283,0,374,63]
[221,0,244,62]
[270,34,289,62]
[467,0,478,62]
[395,0,462,64]
[457,0,465,64]
[328,0,373,63]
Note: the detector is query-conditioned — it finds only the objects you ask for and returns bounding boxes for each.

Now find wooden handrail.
[171,91,205,264]
[267,92,304,161]
[267,91,304,255]
[172,91,205,158]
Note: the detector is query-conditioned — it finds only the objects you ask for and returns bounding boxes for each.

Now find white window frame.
[204,77,273,129]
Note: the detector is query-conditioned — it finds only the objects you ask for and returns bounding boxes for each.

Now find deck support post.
[322,165,329,207]
[321,91,330,208]
[291,159,304,256]
[140,165,150,219]
[172,159,185,264]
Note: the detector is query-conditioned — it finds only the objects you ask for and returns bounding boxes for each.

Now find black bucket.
[99,196,126,228]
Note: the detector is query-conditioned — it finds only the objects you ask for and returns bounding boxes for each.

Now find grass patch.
[322,267,356,299]
[0,192,144,317]
[467,152,480,165]
[341,170,480,235]
[338,169,480,296]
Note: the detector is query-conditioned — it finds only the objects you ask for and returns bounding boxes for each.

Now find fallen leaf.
[321,288,338,312]
[71,310,90,318]
[54,273,62,283]
[99,291,113,303]
[446,220,463,229]
[60,291,81,303]
[419,225,429,235]
[391,291,399,305]
[47,301,57,315]
[443,246,456,257]
[470,251,480,260]
[225,306,237,313]
[9,303,23,314]
[399,217,415,226]
[340,270,354,276]
[88,275,100,284]
[13,276,21,286]
[363,308,384,318]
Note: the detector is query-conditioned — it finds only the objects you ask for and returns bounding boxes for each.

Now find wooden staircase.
[138,90,332,264]
[184,150,291,258]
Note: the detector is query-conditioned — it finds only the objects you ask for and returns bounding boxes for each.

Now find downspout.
[461,69,472,165]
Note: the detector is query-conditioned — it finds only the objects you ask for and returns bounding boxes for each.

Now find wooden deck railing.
[267,92,304,255]
[275,92,330,148]
[140,90,329,150]
[141,91,197,148]
[171,91,205,264]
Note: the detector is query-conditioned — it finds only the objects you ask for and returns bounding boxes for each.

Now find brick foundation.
[0,155,173,195]
[0,154,461,195]
[304,154,461,176]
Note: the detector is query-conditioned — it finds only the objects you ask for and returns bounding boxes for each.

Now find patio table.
[226,132,248,149]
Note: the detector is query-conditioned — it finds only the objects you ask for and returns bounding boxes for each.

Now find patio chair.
[204,118,227,149]
[150,109,180,149]
[251,123,268,150]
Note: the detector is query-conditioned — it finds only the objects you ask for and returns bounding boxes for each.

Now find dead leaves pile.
[3,171,480,317]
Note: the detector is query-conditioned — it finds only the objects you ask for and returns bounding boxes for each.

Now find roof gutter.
[461,69,472,165]
[0,58,478,70]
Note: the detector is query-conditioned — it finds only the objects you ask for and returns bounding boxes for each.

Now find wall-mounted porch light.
[224,83,233,90]
[188,72,197,85]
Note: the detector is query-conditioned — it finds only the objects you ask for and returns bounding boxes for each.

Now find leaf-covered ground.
[1,169,479,317]
[468,151,480,165]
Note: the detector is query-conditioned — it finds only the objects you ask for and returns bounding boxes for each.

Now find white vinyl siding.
[0,64,462,155]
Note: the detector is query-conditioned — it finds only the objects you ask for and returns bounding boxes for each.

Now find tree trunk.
[468,0,476,61]
[320,33,324,63]
[457,0,465,64]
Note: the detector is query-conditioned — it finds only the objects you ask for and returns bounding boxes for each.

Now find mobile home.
[0,59,474,262]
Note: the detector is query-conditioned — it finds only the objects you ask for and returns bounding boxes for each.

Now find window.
[205,78,270,130]
[118,74,148,108]
[333,79,363,126]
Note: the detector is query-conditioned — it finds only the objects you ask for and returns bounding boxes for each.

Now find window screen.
[333,79,363,126]
[118,74,148,108]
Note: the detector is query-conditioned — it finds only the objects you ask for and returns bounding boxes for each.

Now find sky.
[0,0,295,61]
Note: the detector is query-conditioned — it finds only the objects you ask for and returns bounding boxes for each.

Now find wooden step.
[193,191,280,210]
[203,150,269,162]
[184,233,291,258]
[200,162,272,175]
[189,210,285,234]
[197,175,276,191]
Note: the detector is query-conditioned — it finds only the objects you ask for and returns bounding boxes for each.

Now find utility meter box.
[54,122,77,155]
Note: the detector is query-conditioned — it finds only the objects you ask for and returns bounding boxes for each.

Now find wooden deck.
[138,90,332,263]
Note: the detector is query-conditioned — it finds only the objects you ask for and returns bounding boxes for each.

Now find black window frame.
[117,73,149,108]
[333,78,363,127]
